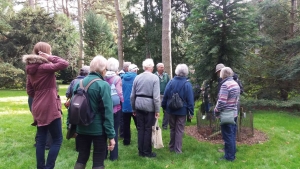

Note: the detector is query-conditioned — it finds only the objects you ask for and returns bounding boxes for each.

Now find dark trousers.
[36,118,63,169]
[221,123,236,161]
[107,110,121,160]
[123,112,137,145]
[169,114,186,153]
[162,110,169,129]
[76,134,107,168]
[136,110,155,156]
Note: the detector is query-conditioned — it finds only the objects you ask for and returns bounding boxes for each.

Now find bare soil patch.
[185,126,268,145]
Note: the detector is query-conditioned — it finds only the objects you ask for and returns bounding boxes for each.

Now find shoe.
[219,157,234,162]
[123,141,130,146]
[143,152,156,158]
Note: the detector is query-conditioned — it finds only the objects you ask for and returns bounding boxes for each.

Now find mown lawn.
[0,85,300,169]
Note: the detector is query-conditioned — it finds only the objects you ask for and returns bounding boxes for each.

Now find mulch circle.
[185,126,268,145]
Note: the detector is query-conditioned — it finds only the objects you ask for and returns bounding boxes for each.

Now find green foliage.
[0,8,79,86]
[187,0,258,100]
[83,11,115,62]
[244,0,300,100]
[1,87,300,168]
[0,62,24,89]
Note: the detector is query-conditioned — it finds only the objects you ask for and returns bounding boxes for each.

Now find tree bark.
[114,0,124,70]
[162,0,172,77]
[290,0,295,37]
[78,0,84,67]
[53,0,56,13]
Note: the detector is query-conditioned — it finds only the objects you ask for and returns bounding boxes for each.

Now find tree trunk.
[144,0,151,58]
[114,0,124,70]
[162,0,172,77]
[53,0,56,13]
[28,0,35,8]
[78,0,84,67]
[290,0,295,37]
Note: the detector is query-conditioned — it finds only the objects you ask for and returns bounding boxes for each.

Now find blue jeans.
[76,134,107,167]
[221,123,236,161]
[36,118,63,169]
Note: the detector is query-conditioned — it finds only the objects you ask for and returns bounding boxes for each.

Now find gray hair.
[106,58,119,72]
[175,64,189,77]
[156,63,164,68]
[128,64,139,72]
[89,55,107,73]
[79,65,90,76]
[142,58,154,70]
[123,62,131,69]
[220,67,234,79]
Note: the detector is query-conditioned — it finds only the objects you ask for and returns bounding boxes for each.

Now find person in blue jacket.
[162,64,194,154]
[122,64,138,145]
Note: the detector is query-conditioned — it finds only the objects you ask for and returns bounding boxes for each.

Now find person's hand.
[155,112,159,119]
[107,138,115,151]
[38,51,50,60]
[133,111,136,116]
[189,115,194,119]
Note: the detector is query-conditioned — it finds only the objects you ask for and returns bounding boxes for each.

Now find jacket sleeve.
[26,76,34,98]
[185,82,194,116]
[100,82,116,139]
[130,79,137,111]
[214,83,228,113]
[66,80,75,98]
[39,56,69,72]
[162,80,172,109]
[153,76,161,113]
[115,76,124,102]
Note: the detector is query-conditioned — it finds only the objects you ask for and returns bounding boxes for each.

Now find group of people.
[23,41,241,169]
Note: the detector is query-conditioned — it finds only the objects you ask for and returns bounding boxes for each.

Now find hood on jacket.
[105,70,117,80]
[22,54,49,75]
[122,72,137,81]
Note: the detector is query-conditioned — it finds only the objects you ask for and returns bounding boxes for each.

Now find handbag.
[220,110,235,125]
[152,119,164,149]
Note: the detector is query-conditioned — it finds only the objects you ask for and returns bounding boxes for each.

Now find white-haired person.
[122,64,139,146]
[73,55,115,169]
[214,67,240,162]
[154,63,170,130]
[130,58,160,158]
[161,64,194,154]
[104,57,124,161]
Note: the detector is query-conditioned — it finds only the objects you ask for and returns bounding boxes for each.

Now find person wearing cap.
[130,58,160,158]
[121,64,139,146]
[154,63,170,129]
[65,65,90,151]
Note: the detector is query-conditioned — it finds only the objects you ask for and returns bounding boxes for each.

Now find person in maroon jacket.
[23,42,69,169]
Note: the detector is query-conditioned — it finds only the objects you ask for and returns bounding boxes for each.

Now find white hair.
[220,67,234,79]
[123,62,131,69]
[142,58,154,70]
[106,58,119,72]
[156,63,164,68]
[89,55,107,73]
[175,64,189,77]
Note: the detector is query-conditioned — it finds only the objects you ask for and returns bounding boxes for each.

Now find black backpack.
[68,78,101,126]
[168,80,187,110]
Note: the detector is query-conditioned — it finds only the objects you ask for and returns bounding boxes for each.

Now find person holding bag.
[161,64,194,154]
[214,67,240,162]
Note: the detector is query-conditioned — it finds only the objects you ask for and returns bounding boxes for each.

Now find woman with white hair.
[161,64,194,154]
[73,55,116,169]
[130,58,160,158]
[214,67,240,162]
[104,57,124,161]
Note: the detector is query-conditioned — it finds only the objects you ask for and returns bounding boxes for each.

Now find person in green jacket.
[154,63,170,129]
[73,55,116,169]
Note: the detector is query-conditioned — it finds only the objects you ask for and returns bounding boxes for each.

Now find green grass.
[1,85,300,168]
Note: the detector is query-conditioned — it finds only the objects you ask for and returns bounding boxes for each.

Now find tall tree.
[78,0,84,67]
[188,0,257,101]
[114,0,124,69]
[162,0,172,76]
